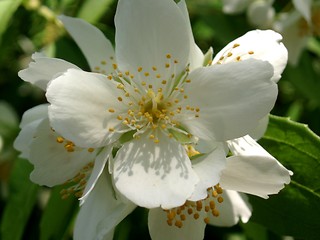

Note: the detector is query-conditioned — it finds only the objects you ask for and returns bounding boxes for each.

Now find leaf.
[0,159,39,240]
[0,0,23,45]
[77,0,114,24]
[250,115,320,239]
[40,186,78,240]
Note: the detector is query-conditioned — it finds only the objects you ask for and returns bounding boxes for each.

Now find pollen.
[56,136,64,143]
[164,184,224,228]
[87,148,94,153]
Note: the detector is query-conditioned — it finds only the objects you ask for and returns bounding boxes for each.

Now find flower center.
[107,54,200,144]
[164,184,224,228]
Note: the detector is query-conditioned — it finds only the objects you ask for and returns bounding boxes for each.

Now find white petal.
[18,52,80,90]
[248,114,269,140]
[177,0,204,70]
[292,0,312,23]
[148,207,206,240]
[46,69,127,148]
[247,1,275,28]
[189,143,226,201]
[74,172,136,240]
[273,12,309,65]
[181,59,277,141]
[222,0,251,14]
[29,118,95,187]
[212,30,288,82]
[113,131,199,209]
[14,104,48,158]
[79,146,112,205]
[209,190,252,227]
[221,136,292,198]
[59,16,115,74]
[115,0,190,88]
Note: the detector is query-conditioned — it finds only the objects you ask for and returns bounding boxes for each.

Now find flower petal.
[212,30,288,82]
[221,135,292,198]
[148,207,206,240]
[74,171,136,240]
[188,143,226,201]
[79,146,112,205]
[18,52,80,90]
[222,0,251,14]
[46,69,128,148]
[181,59,277,141]
[247,1,275,28]
[209,190,252,227]
[14,104,48,158]
[292,0,312,23]
[115,0,190,88]
[59,16,115,74]
[273,11,309,65]
[113,131,199,209]
[248,114,269,140]
[29,118,95,187]
[177,0,204,70]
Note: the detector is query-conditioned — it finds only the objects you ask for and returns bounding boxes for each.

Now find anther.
[56,136,64,143]
[87,148,94,153]
[233,43,240,48]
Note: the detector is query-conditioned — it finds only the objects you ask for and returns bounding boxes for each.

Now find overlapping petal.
[181,59,277,141]
[212,30,288,82]
[14,104,48,159]
[177,0,204,70]
[59,16,115,74]
[79,146,112,205]
[18,52,80,90]
[74,172,135,240]
[221,135,292,198]
[29,118,95,187]
[115,0,190,89]
[46,69,128,148]
[113,131,199,209]
[209,190,252,227]
[189,143,226,201]
[148,207,206,240]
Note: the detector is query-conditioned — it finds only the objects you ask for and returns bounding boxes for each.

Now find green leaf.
[250,115,320,239]
[0,159,39,240]
[77,0,114,24]
[40,186,78,240]
[0,0,22,45]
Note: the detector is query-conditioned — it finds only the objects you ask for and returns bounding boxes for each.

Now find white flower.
[222,0,275,28]
[14,104,113,200]
[273,0,320,65]
[15,0,292,239]
[43,0,283,209]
